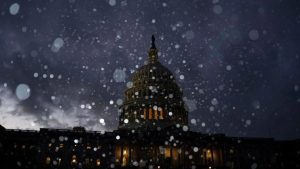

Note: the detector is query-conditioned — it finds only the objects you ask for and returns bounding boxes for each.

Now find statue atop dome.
[118,35,188,131]
[148,35,158,63]
[151,35,156,49]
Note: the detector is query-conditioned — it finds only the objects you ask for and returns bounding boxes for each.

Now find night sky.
[0,0,300,140]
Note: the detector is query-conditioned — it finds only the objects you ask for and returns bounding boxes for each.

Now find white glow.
[15,84,31,100]
[9,3,20,15]
[109,0,116,6]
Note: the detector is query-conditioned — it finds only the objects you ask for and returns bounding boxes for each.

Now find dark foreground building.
[0,36,299,169]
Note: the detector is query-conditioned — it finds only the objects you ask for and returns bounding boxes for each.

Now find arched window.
[149,108,153,119]
[143,108,147,120]
[154,109,158,120]
[159,108,164,119]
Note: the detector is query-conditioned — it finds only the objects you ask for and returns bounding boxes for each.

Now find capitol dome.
[118,35,188,130]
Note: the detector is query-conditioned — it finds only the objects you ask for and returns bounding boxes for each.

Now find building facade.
[0,36,299,169]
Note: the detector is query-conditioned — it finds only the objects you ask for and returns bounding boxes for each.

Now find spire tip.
[149,35,158,62]
[151,35,156,49]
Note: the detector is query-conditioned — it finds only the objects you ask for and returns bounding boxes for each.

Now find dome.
[118,35,188,130]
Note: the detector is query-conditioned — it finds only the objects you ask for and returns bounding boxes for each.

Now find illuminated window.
[46,157,51,165]
[143,108,147,119]
[58,158,61,165]
[165,147,171,158]
[159,108,164,119]
[71,155,77,165]
[96,159,101,166]
[149,108,153,119]
[154,109,158,119]
[206,149,212,160]
[122,150,127,166]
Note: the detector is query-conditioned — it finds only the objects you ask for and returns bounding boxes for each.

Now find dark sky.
[0,0,299,140]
